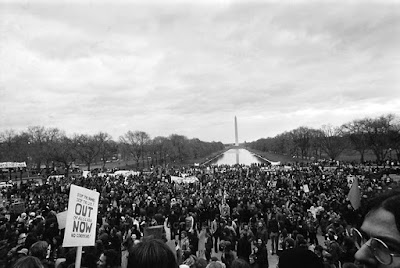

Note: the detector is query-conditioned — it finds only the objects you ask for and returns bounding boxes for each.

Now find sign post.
[62,185,99,268]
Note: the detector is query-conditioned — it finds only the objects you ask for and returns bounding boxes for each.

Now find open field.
[246,147,390,164]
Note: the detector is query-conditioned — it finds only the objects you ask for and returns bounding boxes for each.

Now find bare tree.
[342,119,370,162]
[363,114,396,162]
[50,135,77,177]
[290,127,314,159]
[0,129,18,161]
[120,131,150,168]
[319,124,347,160]
[26,126,63,174]
[169,134,190,163]
[309,128,324,160]
[152,136,173,167]
[74,134,101,171]
[26,126,47,172]
[96,132,116,171]
[389,120,400,161]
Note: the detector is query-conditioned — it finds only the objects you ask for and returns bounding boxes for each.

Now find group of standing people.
[0,160,399,268]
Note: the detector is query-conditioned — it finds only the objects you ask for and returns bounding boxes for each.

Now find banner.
[63,185,99,247]
[171,176,199,184]
[0,162,27,168]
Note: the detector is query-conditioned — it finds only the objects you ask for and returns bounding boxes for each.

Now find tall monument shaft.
[235,116,239,146]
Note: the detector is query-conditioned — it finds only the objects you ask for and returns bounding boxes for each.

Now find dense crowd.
[0,161,399,268]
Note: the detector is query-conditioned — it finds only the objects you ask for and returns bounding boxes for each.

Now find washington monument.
[235,116,239,146]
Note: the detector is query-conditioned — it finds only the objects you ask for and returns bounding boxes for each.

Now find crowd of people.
[0,160,399,268]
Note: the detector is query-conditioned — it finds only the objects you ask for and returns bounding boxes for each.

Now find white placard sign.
[63,185,99,247]
[303,184,310,193]
[56,211,68,230]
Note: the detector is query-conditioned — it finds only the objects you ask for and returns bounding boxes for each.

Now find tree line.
[247,114,400,163]
[0,127,224,176]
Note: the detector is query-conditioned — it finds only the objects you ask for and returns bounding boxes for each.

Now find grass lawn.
[246,148,382,164]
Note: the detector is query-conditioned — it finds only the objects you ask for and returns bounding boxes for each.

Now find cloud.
[0,0,399,143]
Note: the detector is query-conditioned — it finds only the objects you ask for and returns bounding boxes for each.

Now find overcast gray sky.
[1,0,399,144]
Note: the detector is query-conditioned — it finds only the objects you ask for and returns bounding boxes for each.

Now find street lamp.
[147,157,151,169]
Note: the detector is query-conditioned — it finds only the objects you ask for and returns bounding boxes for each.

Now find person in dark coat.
[204,228,213,262]
[237,232,251,261]
[268,214,279,255]
[254,238,268,268]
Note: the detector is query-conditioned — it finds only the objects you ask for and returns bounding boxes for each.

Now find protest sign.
[10,202,25,214]
[144,225,164,239]
[56,211,68,230]
[63,185,99,247]
[303,184,310,193]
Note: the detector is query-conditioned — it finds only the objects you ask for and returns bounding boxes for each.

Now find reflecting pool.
[207,148,268,166]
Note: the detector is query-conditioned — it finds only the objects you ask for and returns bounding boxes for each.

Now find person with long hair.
[12,256,44,268]
[253,238,268,268]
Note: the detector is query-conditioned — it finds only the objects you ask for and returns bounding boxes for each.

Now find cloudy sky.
[1,0,399,144]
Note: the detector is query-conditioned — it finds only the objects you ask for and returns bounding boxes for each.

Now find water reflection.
[208,148,268,166]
